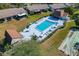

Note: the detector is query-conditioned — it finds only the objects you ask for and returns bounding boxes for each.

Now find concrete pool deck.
[20,16,65,42]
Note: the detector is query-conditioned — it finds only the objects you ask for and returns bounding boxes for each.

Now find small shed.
[5,29,23,45]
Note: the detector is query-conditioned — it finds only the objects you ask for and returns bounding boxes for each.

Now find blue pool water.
[36,20,57,31]
[48,16,59,20]
[48,16,65,20]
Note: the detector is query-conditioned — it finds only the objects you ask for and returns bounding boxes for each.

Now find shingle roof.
[49,3,67,9]
[49,3,75,10]
[64,3,75,7]
[0,8,27,19]
[6,29,22,39]
[27,4,49,12]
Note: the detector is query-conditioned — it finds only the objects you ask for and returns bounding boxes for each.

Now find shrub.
[31,35,37,41]
[64,6,75,15]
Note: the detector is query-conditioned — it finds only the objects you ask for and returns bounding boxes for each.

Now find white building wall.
[11,38,22,45]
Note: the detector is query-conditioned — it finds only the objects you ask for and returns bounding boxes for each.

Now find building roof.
[64,3,75,7]
[49,3,75,10]
[6,29,22,39]
[0,8,27,19]
[27,4,49,12]
[49,3,67,9]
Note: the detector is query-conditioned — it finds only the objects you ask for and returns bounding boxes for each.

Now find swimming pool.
[36,20,57,31]
[21,16,65,42]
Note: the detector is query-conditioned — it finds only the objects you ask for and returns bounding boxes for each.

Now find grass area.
[27,12,51,23]
[40,21,76,56]
[74,10,79,14]
[0,12,51,43]
[0,19,28,43]
[3,40,41,56]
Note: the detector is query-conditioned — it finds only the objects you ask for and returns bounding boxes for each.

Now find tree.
[31,35,37,41]
[8,40,41,56]
[75,19,79,26]
[4,44,11,51]
[73,14,79,26]
[0,3,28,10]
[75,3,79,8]
[64,6,75,15]
[0,4,13,9]
[11,3,27,8]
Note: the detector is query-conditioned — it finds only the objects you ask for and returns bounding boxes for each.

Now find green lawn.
[40,21,76,56]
